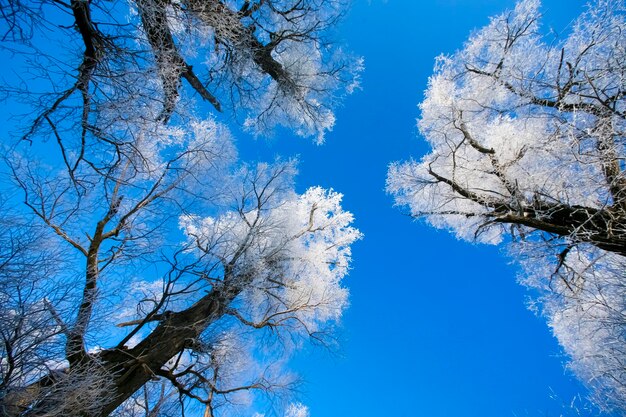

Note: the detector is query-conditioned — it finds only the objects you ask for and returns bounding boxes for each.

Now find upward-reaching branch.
[388,0,626,411]
[2,1,359,415]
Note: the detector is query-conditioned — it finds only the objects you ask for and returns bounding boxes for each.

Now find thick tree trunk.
[493,203,626,256]
[6,285,241,417]
[97,285,239,417]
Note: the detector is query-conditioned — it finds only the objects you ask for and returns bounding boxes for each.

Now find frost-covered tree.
[1,0,360,142]
[0,0,361,416]
[387,0,625,412]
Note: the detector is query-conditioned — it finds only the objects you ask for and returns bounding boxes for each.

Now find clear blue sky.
[235,1,604,416]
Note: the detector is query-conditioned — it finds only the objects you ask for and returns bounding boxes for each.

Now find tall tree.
[1,0,360,142]
[387,0,625,412]
[0,0,361,416]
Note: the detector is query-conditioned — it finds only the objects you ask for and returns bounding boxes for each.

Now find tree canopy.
[387,0,625,412]
[0,0,361,416]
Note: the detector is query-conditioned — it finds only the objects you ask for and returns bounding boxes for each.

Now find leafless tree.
[0,0,361,415]
[387,0,625,412]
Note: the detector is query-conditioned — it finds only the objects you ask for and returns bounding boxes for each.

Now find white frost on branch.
[285,403,310,417]
[388,0,626,412]
[181,161,362,334]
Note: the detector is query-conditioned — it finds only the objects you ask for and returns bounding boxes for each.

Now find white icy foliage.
[388,0,626,411]
[285,403,310,417]
[388,0,624,232]
[243,40,339,144]
[181,161,361,334]
[125,118,236,179]
[388,0,617,242]
[519,244,626,411]
[149,0,362,142]
[176,161,359,415]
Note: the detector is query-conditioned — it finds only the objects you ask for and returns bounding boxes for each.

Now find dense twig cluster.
[0,1,360,416]
[388,0,625,412]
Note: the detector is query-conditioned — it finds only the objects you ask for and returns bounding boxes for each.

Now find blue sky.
[235,1,600,416]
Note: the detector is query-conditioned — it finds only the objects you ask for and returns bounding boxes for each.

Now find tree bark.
[97,284,240,417]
